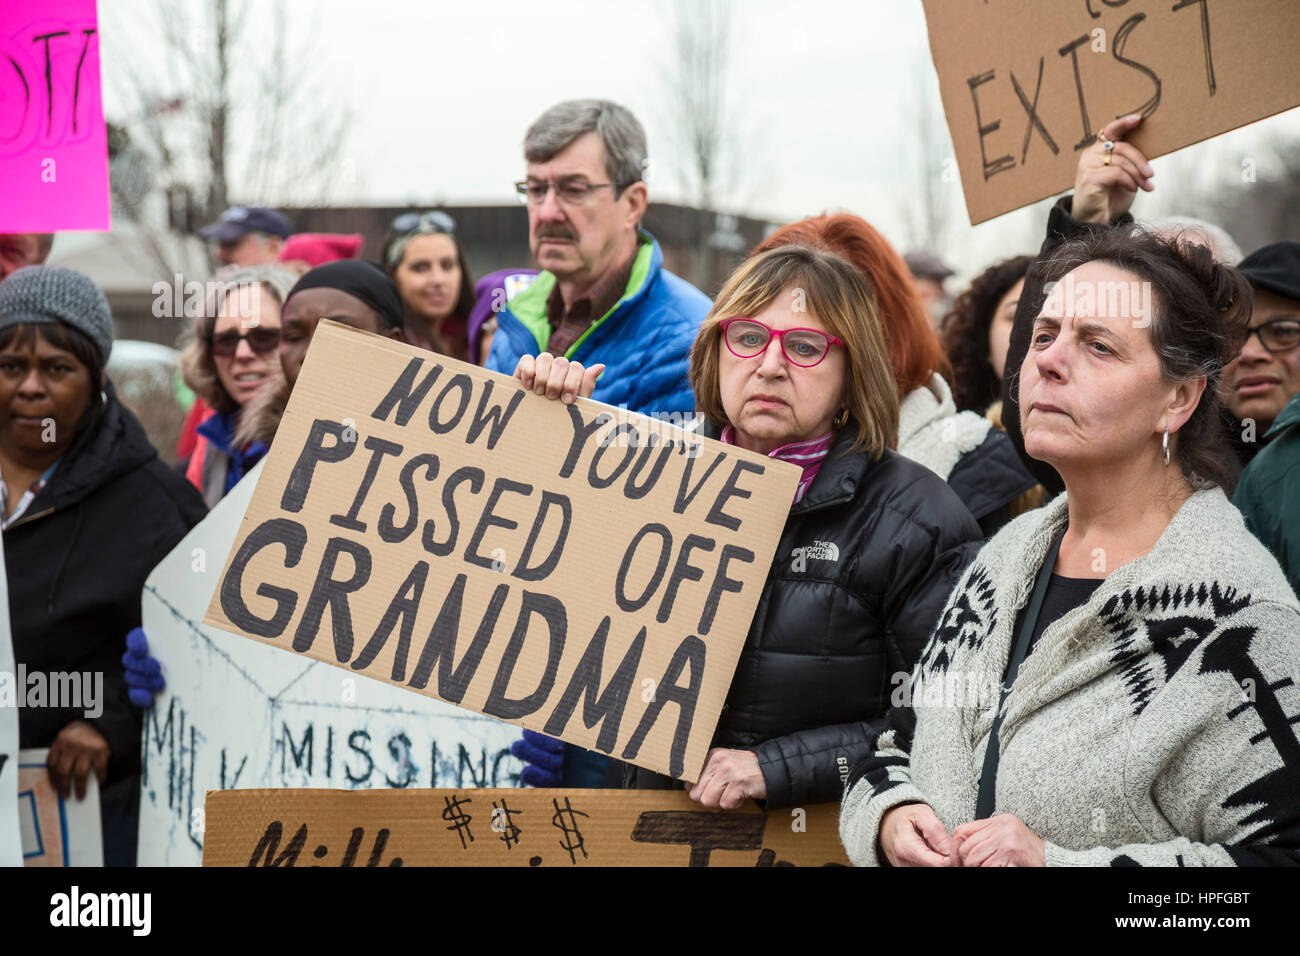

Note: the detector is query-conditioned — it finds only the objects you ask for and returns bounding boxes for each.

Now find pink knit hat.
[278,233,364,268]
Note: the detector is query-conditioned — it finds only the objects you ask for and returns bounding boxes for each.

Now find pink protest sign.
[0,0,109,233]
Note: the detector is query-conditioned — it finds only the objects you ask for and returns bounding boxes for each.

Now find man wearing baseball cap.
[198,205,293,267]
[1231,240,1300,596]
[1221,241,1300,454]
[903,249,955,326]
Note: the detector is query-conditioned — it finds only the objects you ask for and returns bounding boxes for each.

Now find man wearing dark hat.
[904,249,955,326]
[1231,241,1300,596]
[1221,241,1300,459]
[199,205,293,267]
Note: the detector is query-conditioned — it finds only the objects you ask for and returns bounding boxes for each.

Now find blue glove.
[510,730,564,788]
[122,627,165,708]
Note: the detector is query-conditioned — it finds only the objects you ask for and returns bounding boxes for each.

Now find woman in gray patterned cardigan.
[839,224,1300,866]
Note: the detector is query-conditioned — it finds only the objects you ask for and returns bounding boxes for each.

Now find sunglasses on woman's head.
[385,210,458,268]
[390,210,457,235]
[210,327,281,357]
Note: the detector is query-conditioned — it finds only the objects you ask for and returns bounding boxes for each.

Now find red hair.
[752,214,949,397]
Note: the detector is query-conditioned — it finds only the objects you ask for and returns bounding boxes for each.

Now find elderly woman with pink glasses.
[514,243,983,808]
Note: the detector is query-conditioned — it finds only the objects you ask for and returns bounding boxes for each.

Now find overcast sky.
[100,0,1300,281]
[306,1,932,208]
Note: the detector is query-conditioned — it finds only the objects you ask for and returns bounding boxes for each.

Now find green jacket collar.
[507,231,655,357]
[1266,391,1300,438]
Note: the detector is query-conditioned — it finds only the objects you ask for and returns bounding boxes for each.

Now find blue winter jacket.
[484,231,710,417]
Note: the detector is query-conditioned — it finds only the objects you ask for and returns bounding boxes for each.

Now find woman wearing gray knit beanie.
[0,266,206,866]
[840,229,1300,867]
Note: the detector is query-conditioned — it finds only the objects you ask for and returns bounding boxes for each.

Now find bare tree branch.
[897,57,959,256]
[658,0,742,213]
[103,0,354,276]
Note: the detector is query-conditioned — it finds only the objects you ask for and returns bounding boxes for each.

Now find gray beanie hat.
[0,265,113,364]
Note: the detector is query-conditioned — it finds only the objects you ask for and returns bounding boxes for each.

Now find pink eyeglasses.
[720,318,845,368]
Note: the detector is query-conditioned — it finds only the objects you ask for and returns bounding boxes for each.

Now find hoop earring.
[833,408,849,430]
[1162,426,1170,467]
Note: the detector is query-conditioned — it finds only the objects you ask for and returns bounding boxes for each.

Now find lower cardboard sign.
[202,788,849,867]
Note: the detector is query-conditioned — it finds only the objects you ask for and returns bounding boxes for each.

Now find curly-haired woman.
[941,255,1034,417]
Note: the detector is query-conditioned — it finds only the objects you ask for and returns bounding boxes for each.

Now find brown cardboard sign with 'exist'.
[201,788,849,867]
[923,0,1300,224]
[202,322,799,782]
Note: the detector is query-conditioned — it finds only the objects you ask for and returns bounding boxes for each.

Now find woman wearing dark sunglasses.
[179,265,296,506]
[382,210,476,361]
[124,260,408,727]
[514,244,983,809]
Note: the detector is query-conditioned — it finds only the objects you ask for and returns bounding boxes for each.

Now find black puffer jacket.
[9,383,206,783]
[623,425,983,806]
[947,427,1038,536]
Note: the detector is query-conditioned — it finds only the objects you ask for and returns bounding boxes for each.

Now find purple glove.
[122,627,165,708]
[510,730,564,787]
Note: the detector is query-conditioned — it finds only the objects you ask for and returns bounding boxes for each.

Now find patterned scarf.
[720,425,835,503]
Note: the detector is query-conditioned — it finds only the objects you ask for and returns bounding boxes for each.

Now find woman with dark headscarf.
[235,259,407,448]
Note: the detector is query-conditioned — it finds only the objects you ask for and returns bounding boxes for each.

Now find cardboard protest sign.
[0,0,110,232]
[140,460,523,868]
[203,322,799,783]
[922,0,1300,224]
[18,749,103,866]
[0,537,19,867]
[202,788,849,867]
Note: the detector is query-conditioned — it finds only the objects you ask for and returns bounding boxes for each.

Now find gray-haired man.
[485,98,709,417]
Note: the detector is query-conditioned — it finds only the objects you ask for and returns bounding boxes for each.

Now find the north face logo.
[791,541,839,572]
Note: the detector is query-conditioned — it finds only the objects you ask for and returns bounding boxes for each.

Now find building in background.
[52,204,777,349]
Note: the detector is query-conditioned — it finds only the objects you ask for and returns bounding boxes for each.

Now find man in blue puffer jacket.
[487,98,711,786]
[486,98,708,418]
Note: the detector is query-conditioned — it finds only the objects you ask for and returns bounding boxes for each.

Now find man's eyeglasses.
[1246,318,1300,354]
[720,318,845,368]
[211,327,281,357]
[514,179,622,206]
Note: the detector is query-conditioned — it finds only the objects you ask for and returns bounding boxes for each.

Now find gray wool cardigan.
[840,487,1300,866]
